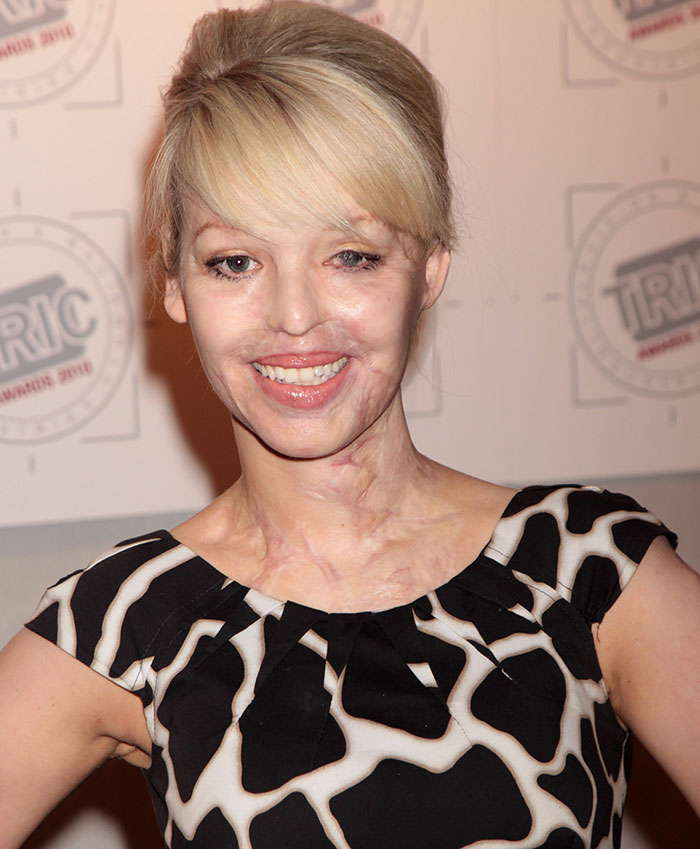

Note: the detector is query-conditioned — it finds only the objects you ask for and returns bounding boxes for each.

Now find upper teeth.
[253,357,348,386]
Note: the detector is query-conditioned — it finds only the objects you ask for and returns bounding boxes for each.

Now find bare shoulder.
[169,487,265,582]
[170,489,233,544]
[439,467,518,522]
[417,467,519,566]
[170,483,234,541]
[468,475,518,513]
[595,537,700,813]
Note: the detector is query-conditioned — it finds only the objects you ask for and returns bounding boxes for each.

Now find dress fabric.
[26,485,676,849]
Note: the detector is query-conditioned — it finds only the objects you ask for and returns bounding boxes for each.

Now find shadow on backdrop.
[625,736,700,848]
[22,760,162,849]
[143,295,241,498]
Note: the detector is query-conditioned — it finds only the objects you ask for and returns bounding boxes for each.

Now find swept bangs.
[145,2,454,280]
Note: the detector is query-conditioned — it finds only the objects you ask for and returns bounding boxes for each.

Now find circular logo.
[314,0,422,42]
[566,0,700,79]
[0,0,114,107]
[0,216,132,443]
[570,181,700,397]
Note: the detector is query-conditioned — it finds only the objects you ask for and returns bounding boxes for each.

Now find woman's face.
[165,200,449,460]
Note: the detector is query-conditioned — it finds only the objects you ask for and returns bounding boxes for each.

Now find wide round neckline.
[162,528,482,617]
[161,487,531,617]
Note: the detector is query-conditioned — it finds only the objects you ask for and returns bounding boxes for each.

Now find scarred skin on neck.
[172,394,515,613]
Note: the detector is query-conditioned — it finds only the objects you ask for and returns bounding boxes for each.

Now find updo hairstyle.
[146,0,454,277]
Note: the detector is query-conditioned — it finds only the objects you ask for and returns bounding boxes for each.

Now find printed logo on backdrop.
[566,0,700,78]
[0,0,114,106]
[0,217,132,443]
[314,0,422,42]
[570,181,700,397]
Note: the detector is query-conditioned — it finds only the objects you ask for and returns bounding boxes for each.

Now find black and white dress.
[26,485,675,849]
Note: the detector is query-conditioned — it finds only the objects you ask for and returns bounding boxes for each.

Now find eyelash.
[332,250,382,271]
[203,249,383,281]
[205,255,257,280]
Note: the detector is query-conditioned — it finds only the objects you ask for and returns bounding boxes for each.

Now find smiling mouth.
[253,357,348,386]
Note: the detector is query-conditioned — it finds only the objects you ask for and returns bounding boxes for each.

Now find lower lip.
[253,362,350,409]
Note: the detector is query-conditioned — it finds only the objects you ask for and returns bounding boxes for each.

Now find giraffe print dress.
[26,485,675,849]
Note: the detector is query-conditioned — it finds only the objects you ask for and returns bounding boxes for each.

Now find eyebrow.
[193,221,237,239]
[192,214,378,242]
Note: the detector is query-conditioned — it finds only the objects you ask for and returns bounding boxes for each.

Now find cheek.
[186,314,226,370]
[186,295,255,355]
[379,295,423,363]
[339,283,422,353]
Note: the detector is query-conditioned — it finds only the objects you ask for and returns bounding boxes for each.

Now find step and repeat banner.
[2,0,700,527]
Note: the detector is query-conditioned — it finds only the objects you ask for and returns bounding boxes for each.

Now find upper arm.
[0,628,150,849]
[596,536,700,814]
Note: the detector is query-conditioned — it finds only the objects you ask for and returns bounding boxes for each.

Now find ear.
[163,276,188,324]
[421,243,451,311]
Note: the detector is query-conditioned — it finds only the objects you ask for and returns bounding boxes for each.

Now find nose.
[265,264,325,337]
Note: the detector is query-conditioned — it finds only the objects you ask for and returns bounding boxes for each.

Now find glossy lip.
[252,357,351,409]
[253,352,346,368]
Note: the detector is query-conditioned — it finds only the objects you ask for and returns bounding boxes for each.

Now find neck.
[235,396,433,536]
[221,396,451,607]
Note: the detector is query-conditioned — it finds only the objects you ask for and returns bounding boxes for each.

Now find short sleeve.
[489,485,677,627]
[24,531,215,708]
[564,488,677,625]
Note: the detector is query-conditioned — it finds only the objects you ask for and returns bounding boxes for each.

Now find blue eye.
[206,254,256,279]
[334,250,381,270]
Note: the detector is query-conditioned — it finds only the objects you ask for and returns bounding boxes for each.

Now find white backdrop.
[2,0,700,528]
[2,5,700,848]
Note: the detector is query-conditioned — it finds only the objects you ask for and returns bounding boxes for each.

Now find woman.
[1,2,698,848]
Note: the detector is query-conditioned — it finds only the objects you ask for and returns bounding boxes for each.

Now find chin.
[247,417,365,461]
[264,434,354,462]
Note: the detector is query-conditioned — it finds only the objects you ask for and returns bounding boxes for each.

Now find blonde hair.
[146,0,453,277]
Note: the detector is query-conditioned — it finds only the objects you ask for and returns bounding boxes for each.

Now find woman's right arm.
[0,628,151,849]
